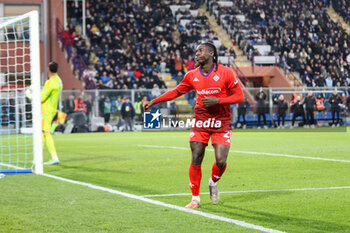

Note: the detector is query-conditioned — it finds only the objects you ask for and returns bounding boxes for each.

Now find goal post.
[0,11,42,174]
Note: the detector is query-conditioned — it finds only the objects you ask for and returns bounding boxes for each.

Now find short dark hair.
[201,42,218,71]
[48,62,58,73]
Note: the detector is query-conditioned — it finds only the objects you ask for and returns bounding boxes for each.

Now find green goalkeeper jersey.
[41,75,63,115]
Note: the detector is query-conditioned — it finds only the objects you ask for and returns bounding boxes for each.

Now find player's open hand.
[144,101,154,111]
[202,96,220,107]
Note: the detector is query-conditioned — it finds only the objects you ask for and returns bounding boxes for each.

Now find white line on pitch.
[41,173,285,233]
[143,186,350,197]
[137,145,350,163]
[0,162,27,169]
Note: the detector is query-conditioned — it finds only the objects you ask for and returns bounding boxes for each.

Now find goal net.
[0,11,42,174]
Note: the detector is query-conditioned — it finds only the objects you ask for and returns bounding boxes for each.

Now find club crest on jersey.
[213,75,220,82]
[193,77,199,82]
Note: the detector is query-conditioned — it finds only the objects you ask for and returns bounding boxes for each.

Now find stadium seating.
[65,1,202,90]
[62,0,349,128]
[208,0,350,88]
[66,0,239,93]
[332,0,350,25]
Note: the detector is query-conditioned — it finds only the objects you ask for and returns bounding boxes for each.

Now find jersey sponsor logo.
[196,87,221,95]
[213,75,220,81]
[193,77,199,82]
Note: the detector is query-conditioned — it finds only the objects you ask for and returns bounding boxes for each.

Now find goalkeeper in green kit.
[26,62,63,165]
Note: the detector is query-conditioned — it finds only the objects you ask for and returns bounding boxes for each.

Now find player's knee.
[190,142,206,165]
[191,153,204,165]
[215,158,226,169]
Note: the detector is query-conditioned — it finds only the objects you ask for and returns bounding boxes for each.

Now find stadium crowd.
[332,0,350,25]
[210,0,350,88]
[65,0,212,90]
[62,0,350,90]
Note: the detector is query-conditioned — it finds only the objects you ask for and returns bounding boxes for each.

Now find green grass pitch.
[1,128,350,232]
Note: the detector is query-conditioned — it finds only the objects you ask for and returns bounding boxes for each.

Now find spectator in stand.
[121,97,135,131]
[67,1,80,26]
[99,94,105,117]
[64,95,75,114]
[346,95,350,115]
[291,96,305,128]
[211,0,350,87]
[75,96,87,114]
[157,77,167,89]
[176,71,183,84]
[328,90,342,127]
[84,95,92,123]
[170,102,179,121]
[103,97,112,124]
[275,95,288,129]
[99,71,110,89]
[316,93,325,112]
[315,75,326,87]
[185,55,196,71]
[151,84,161,98]
[340,93,347,104]
[114,96,123,122]
[332,0,350,24]
[134,97,143,122]
[255,87,267,129]
[304,91,317,128]
[236,98,249,129]
[174,54,183,73]
[325,76,333,87]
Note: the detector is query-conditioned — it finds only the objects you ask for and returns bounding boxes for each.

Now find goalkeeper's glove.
[25,85,33,100]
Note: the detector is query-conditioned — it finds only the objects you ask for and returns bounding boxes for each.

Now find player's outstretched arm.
[144,72,194,111]
[144,89,183,111]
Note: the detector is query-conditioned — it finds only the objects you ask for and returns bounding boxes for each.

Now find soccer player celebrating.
[144,43,244,208]
[26,62,63,165]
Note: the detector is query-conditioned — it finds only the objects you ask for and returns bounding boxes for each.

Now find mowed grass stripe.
[137,144,350,163]
[42,173,286,233]
[0,174,259,233]
[39,131,350,232]
[143,186,350,197]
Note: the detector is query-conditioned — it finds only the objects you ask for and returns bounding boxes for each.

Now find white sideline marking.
[143,186,350,197]
[41,173,285,233]
[137,145,350,163]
